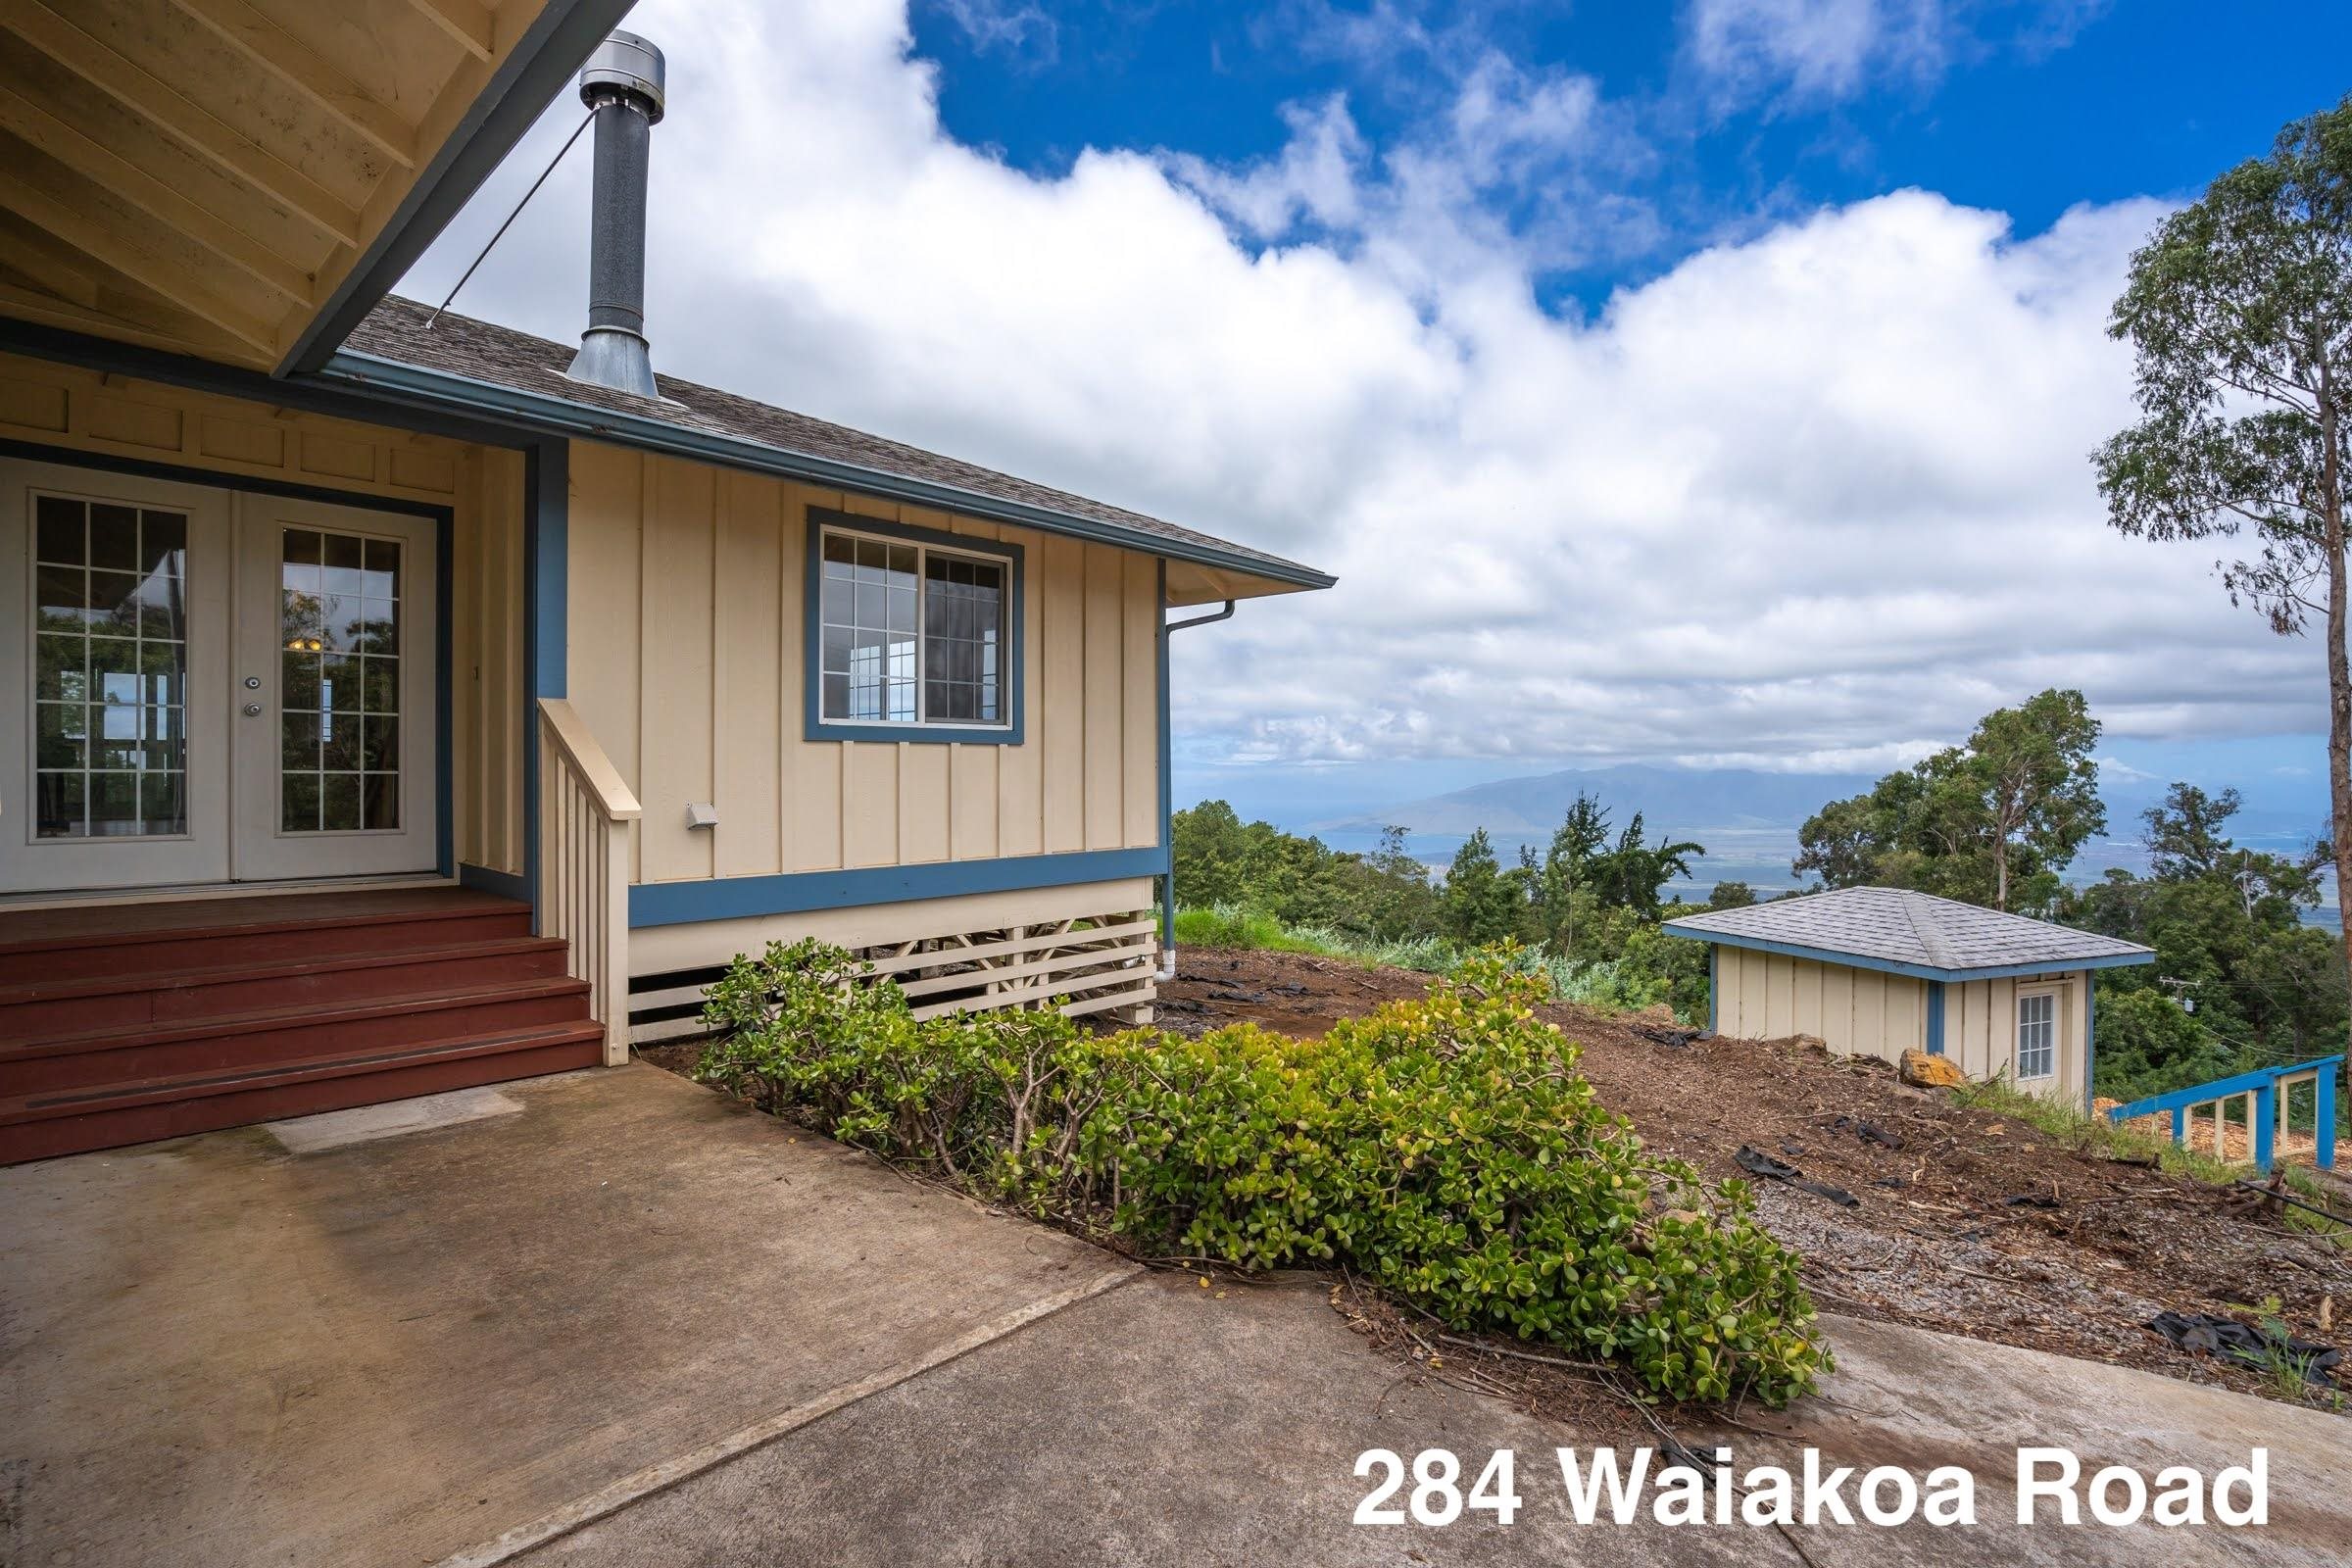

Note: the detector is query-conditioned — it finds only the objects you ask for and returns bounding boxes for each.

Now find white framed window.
[2015,991,2057,1081]
[811,521,1017,740]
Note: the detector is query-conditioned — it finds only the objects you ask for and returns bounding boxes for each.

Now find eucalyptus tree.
[2096,96,2352,978]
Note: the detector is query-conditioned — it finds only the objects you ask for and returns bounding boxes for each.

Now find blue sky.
[908,1,2347,304]
[407,0,2350,840]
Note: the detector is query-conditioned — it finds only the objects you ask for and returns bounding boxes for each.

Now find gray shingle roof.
[1663,886,2153,978]
[343,296,1330,589]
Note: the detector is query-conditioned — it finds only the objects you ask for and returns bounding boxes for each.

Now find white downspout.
[1156,599,1237,982]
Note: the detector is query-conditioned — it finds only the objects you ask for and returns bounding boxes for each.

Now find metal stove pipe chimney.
[566,31,665,399]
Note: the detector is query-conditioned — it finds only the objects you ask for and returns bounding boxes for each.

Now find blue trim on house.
[0,436,455,878]
[1706,945,1718,1032]
[319,350,1337,592]
[0,321,534,450]
[627,847,1173,928]
[801,508,1026,745]
[1663,926,2153,985]
[1926,979,1945,1055]
[0,437,459,517]
[278,0,638,374]
[521,438,567,928]
[460,861,530,901]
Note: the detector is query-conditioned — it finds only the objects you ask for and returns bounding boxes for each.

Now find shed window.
[817,527,1009,732]
[2016,992,2056,1081]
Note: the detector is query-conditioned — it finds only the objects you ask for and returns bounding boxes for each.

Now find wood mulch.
[1157,946,2352,1412]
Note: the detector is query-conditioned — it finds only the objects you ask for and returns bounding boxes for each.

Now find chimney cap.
[579,30,664,122]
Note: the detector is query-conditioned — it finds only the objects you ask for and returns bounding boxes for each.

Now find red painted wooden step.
[0,938,571,1040]
[0,889,608,1165]
[0,1023,607,1165]
[0,977,594,1097]
[0,888,534,986]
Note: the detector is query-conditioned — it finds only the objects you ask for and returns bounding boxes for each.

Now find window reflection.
[818,529,1008,729]
[279,527,400,832]
[31,496,187,838]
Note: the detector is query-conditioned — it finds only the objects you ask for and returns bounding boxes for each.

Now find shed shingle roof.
[343,296,1330,589]
[1663,886,2153,979]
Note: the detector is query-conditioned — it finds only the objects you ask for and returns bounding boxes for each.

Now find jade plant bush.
[696,939,1825,1405]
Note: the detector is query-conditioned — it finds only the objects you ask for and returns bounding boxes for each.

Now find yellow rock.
[1900,1049,1967,1089]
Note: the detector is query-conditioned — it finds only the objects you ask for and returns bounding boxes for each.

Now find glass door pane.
[31,495,189,839]
[277,526,401,834]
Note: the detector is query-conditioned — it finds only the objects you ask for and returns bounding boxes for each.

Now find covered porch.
[0,344,615,1163]
[0,0,641,1161]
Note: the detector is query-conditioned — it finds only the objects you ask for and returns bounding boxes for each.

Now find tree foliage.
[1168,792,1714,1021]
[2063,784,2345,1102]
[1169,801,1435,941]
[2095,93,2352,993]
[1707,881,1759,909]
[1442,828,1524,945]
[1793,689,2105,910]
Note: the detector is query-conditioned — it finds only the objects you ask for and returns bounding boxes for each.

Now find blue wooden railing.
[2103,1054,2342,1172]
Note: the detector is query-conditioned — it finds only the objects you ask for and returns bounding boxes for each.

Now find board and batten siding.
[1714,941,2089,1104]
[1939,969,2087,1105]
[0,351,527,878]
[564,440,1162,889]
[1714,947,1929,1063]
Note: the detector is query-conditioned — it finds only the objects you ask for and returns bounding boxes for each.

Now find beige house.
[1664,887,2154,1107]
[0,14,1329,1162]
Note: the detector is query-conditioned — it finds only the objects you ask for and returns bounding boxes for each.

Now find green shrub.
[696,939,1825,1406]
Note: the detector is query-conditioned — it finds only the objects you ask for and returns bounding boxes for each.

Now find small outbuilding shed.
[1664,887,2155,1106]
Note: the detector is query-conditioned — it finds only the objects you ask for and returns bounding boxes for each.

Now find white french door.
[0,460,229,891]
[0,459,438,895]
[230,493,438,881]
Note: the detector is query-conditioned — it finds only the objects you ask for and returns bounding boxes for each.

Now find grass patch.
[1957,1081,2351,1257]
[2279,1166,2352,1253]
[1171,906,1352,956]
[1171,905,1699,1022]
[1952,1077,2245,1185]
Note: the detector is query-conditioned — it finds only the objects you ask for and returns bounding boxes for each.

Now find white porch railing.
[537,698,641,1065]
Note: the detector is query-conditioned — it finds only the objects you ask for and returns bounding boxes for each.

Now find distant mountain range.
[1299,762,2330,906]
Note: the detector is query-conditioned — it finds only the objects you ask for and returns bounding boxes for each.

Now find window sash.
[2016,992,2056,1080]
[816,526,1009,731]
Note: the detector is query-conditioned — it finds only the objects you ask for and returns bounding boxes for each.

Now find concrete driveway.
[5,1064,2345,1567]
[1,1064,1131,1568]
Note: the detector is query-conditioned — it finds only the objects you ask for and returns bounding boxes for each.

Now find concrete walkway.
[5,1065,2344,1567]
[1,1064,1131,1568]
[521,1274,2346,1568]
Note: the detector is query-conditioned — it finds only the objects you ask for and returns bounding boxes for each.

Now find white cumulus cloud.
[402,0,2312,784]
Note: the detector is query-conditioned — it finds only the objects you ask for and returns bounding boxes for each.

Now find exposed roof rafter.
[0,277,243,360]
[0,83,315,304]
[403,0,495,62]
[163,0,418,170]
[0,163,279,354]
[0,0,363,246]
